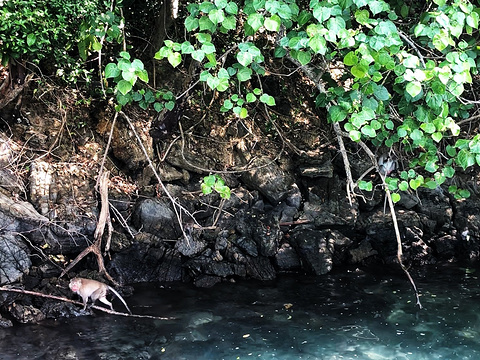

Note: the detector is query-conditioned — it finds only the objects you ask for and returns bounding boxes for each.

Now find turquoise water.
[1,265,480,359]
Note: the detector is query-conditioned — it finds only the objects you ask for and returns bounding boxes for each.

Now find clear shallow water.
[2,265,480,359]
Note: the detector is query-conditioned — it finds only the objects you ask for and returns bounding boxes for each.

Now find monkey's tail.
[108,286,132,314]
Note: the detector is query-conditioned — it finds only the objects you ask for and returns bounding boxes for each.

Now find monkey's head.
[69,278,81,292]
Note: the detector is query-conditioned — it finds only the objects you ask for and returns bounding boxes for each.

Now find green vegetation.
[0,0,124,83]
[155,0,480,201]
[201,174,231,199]
[1,0,480,201]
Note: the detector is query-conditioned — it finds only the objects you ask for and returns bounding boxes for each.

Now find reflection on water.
[1,265,480,359]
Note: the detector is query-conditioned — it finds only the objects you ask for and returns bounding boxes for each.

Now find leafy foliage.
[0,0,124,83]
[105,52,175,112]
[154,0,480,200]
[201,174,231,199]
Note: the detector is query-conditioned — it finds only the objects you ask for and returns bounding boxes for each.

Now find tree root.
[60,171,116,284]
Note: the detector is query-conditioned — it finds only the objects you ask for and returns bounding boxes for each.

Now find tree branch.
[0,286,174,320]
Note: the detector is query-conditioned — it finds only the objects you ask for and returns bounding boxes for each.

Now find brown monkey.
[69,278,132,314]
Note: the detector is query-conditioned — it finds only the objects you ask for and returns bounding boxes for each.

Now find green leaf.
[209,9,225,24]
[420,122,436,134]
[349,130,362,141]
[410,128,423,142]
[297,50,312,65]
[222,99,234,110]
[456,149,475,170]
[391,193,401,203]
[308,35,327,55]
[215,0,228,9]
[355,9,370,25]
[225,2,238,14]
[369,0,389,15]
[329,105,348,122]
[313,4,332,22]
[181,41,195,54]
[120,51,131,60]
[199,16,215,32]
[167,52,182,67]
[26,33,36,46]
[409,176,424,190]
[246,93,257,102]
[237,66,252,81]
[431,132,443,142]
[344,51,358,66]
[398,181,408,191]
[374,20,397,36]
[425,160,438,173]
[447,81,464,97]
[406,81,422,98]
[201,42,216,54]
[239,107,248,118]
[351,63,368,78]
[206,76,220,90]
[361,125,376,137]
[358,180,373,191]
[216,77,229,91]
[444,166,455,178]
[373,85,390,101]
[264,15,281,31]
[105,63,120,78]
[192,50,205,62]
[247,13,264,32]
[432,29,453,51]
[260,93,276,105]
[237,51,254,66]
[154,102,164,112]
[327,16,346,34]
[221,15,237,30]
[117,80,133,95]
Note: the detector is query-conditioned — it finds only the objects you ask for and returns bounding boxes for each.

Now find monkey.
[69,278,132,314]
[378,154,397,176]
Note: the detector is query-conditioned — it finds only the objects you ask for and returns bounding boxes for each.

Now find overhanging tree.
[150,0,480,307]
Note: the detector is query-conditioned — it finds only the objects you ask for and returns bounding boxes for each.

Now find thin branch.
[356,141,422,309]
[0,287,174,320]
[398,31,426,68]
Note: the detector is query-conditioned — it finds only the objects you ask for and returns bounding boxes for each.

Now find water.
[1,265,480,359]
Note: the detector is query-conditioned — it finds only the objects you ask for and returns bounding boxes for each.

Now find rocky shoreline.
[0,101,479,325]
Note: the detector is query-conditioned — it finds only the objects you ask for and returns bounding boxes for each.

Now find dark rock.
[403,226,436,265]
[8,303,45,323]
[291,228,334,275]
[285,183,302,209]
[349,239,378,264]
[0,315,13,328]
[133,198,180,239]
[416,188,452,233]
[235,210,282,257]
[429,234,458,260]
[240,156,294,204]
[244,256,276,280]
[330,230,354,265]
[302,175,358,227]
[108,238,183,283]
[364,210,423,258]
[175,235,207,257]
[234,236,258,257]
[194,275,223,288]
[275,242,301,271]
[0,234,31,285]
